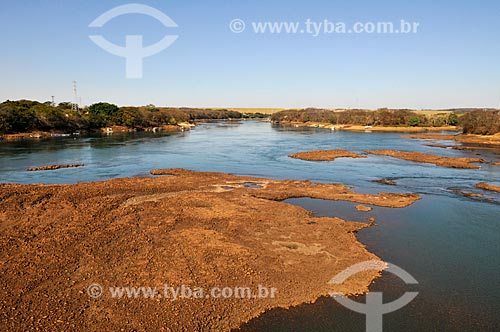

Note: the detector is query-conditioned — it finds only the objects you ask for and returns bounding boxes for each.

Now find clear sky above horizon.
[1,0,499,109]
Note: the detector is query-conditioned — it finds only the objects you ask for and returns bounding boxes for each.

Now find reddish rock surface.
[355,205,373,212]
[0,169,420,331]
[288,149,366,162]
[366,150,485,169]
[26,164,85,171]
[475,182,500,193]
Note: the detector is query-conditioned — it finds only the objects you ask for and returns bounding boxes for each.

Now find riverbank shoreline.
[275,121,459,133]
[0,123,193,141]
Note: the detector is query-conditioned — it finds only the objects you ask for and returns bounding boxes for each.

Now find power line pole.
[72,81,79,111]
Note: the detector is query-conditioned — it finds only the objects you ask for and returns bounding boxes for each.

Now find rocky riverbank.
[366,150,486,169]
[288,149,366,161]
[0,169,420,331]
[475,182,500,193]
[26,164,85,171]
[276,121,458,133]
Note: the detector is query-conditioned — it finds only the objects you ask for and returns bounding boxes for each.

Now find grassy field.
[227,108,285,114]
[413,110,454,115]
[226,108,455,115]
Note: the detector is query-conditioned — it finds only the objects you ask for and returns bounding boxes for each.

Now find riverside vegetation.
[271,108,500,134]
[0,100,266,136]
[2,101,499,137]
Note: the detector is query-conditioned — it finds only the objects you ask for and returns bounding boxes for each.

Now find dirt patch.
[475,182,500,193]
[355,205,373,212]
[26,164,85,171]
[289,149,366,162]
[0,169,420,331]
[366,150,485,169]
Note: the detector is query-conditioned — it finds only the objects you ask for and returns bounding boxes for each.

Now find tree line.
[2,101,498,135]
[460,110,500,135]
[271,108,461,127]
[0,100,264,134]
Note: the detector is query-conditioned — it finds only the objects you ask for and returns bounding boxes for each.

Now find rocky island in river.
[0,169,420,331]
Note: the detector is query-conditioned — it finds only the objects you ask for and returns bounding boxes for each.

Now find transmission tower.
[72,81,79,111]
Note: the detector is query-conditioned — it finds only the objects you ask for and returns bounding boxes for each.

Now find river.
[1,120,499,331]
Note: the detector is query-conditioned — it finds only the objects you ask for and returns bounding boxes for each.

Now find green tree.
[118,107,144,127]
[58,102,73,110]
[407,116,421,127]
[0,100,36,133]
[88,102,119,117]
[448,113,459,126]
[33,104,68,130]
[86,102,119,127]
[85,113,106,128]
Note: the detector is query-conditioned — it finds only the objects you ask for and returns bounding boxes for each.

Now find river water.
[1,121,499,331]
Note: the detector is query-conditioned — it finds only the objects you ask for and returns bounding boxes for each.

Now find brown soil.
[0,169,420,332]
[355,205,373,212]
[475,182,500,193]
[366,150,486,169]
[26,164,85,171]
[372,179,397,186]
[403,133,500,146]
[495,162,500,166]
[288,149,366,161]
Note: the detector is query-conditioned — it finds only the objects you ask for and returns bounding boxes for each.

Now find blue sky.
[1,0,499,109]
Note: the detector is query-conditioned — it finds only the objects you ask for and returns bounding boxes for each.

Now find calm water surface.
[1,121,499,331]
